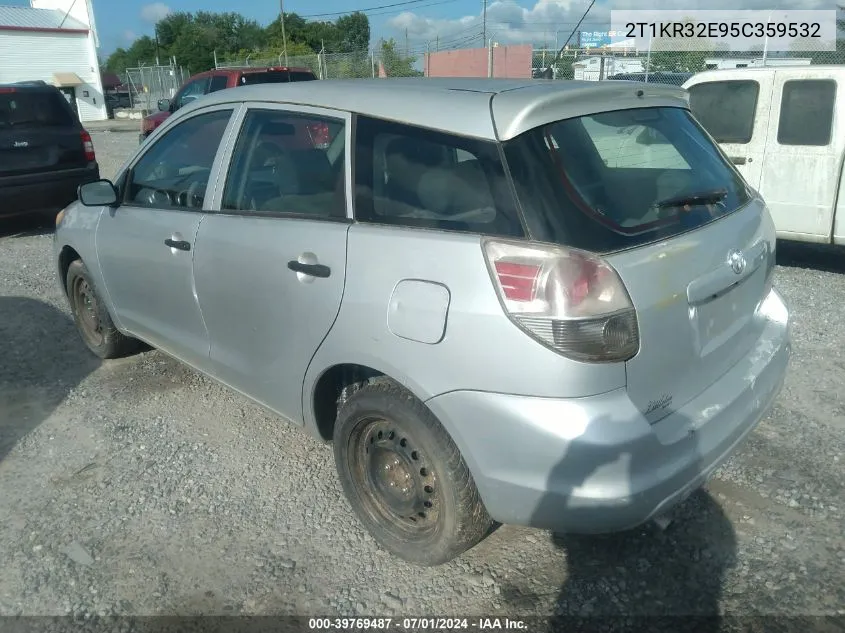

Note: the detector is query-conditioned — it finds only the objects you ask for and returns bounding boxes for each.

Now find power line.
[299,0,455,19]
[365,0,457,18]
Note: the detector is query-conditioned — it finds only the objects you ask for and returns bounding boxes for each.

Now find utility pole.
[405,28,409,56]
[482,0,487,45]
[280,0,288,66]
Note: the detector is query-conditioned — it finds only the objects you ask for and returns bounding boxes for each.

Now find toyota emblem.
[728,249,746,275]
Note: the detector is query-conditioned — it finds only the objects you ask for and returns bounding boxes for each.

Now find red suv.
[140,66,317,143]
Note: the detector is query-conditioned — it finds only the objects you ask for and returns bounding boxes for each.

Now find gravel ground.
[0,130,843,622]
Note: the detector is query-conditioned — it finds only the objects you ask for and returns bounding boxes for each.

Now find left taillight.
[81,130,96,162]
[483,238,640,363]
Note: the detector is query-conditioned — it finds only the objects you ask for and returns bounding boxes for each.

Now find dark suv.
[0,81,99,222]
[140,66,318,143]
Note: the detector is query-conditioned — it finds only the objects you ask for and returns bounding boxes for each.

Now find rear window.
[503,106,752,253]
[239,71,316,85]
[0,90,76,129]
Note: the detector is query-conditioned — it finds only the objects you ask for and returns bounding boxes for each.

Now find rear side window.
[209,75,229,92]
[0,90,75,128]
[503,107,751,253]
[240,71,316,85]
[777,79,836,147]
[352,115,525,238]
[688,80,759,144]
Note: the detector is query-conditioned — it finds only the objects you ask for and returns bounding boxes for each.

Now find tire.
[333,378,492,566]
[66,259,141,359]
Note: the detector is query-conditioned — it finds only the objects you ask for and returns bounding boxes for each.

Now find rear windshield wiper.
[654,188,728,209]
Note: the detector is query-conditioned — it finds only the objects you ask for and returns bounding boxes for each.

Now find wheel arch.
[305,359,437,443]
[58,245,82,296]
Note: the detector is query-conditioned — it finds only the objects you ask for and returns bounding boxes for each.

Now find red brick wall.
[424,44,532,79]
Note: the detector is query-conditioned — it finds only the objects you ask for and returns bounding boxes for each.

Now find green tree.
[379,38,422,77]
[335,12,370,52]
[105,35,159,71]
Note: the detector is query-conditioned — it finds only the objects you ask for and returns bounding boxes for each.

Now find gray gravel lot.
[0,130,843,622]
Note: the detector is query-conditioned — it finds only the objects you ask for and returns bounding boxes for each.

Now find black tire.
[66,259,141,359]
[333,379,492,566]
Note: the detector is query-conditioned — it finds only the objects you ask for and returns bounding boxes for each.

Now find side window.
[688,80,759,144]
[176,77,210,110]
[777,79,836,147]
[208,75,229,93]
[125,108,233,209]
[353,115,525,237]
[221,109,346,218]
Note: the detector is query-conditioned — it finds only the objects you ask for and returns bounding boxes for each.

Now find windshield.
[0,90,75,129]
[502,106,751,253]
[240,71,316,85]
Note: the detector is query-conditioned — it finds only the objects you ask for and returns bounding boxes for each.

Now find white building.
[573,56,646,81]
[0,0,107,121]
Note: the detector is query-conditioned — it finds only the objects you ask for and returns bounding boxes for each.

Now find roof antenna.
[540,0,596,79]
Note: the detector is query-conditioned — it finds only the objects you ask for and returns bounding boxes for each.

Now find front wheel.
[66,259,141,359]
[333,379,492,566]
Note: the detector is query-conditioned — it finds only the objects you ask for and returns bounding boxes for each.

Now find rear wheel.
[333,379,492,566]
[66,259,140,359]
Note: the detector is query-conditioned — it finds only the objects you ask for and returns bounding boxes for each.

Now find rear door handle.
[165,238,191,251]
[287,261,331,278]
[729,156,747,165]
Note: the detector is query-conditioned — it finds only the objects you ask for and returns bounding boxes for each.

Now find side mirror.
[79,179,118,206]
[157,98,171,112]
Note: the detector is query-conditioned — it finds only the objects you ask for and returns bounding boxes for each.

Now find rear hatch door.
[0,88,86,178]
[606,199,773,424]
[502,103,776,423]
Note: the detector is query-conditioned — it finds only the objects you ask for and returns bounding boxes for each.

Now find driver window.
[125,108,234,210]
[176,77,210,110]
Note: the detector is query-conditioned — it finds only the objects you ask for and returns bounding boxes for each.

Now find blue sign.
[579,30,619,48]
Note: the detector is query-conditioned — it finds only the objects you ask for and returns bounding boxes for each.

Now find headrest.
[385,136,444,168]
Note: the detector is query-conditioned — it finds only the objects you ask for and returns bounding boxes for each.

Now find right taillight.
[483,238,640,363]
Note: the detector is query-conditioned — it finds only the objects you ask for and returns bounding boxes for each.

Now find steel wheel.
[72,275,104,348]
[333,379,492,565]
[349,416,441,539]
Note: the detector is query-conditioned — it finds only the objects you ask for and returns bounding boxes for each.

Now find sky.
[4,0,837,59]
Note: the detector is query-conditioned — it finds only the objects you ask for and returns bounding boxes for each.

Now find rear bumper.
[0,165,100,218]
[425,287,790,534]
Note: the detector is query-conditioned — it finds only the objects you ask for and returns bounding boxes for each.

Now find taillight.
[81,130,95,162]
[483,239,640,363]
[307,122,331,148]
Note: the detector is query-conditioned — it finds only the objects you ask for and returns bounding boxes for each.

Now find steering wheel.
[136,187,172,207]
[184,181,205,209]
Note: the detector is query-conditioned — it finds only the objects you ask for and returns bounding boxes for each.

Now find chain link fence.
[124,63,190,112]
[216,49,424,79]
[531,41,845,82]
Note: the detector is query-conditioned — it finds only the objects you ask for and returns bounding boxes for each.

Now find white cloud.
[389,0,833,49]
[140,2,171,24]
[123,29,137,42]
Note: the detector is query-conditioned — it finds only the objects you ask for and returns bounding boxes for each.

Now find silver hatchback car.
[54,78,790,566]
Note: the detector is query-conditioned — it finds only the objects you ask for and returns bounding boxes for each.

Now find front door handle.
[287,261,331,278]
[729,156,747,165]
[165,238,191,251]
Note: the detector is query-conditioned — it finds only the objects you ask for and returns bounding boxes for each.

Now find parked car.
[0,81,99,222]
[608,71,693,86]
[139,66,318,144]
[54,78,791,566]
[684,66,845,245]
